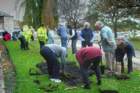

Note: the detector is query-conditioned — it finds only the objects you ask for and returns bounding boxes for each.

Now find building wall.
[4,17,14,33]
[0,0,25,21]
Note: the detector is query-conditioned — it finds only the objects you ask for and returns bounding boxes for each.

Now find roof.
[0,11,13,17]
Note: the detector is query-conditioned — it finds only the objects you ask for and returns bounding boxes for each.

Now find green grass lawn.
[3,40,140,93]
[131,40,140,51]
[130,38,140,51]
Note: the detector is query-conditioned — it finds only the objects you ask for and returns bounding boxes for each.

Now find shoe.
[50,78,61,83]
[83,84,90,89]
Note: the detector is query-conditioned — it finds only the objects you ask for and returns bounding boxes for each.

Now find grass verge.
[3,40,140,93]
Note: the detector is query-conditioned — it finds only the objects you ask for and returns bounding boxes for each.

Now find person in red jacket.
[3,31,11,41]
[76,46,102,89]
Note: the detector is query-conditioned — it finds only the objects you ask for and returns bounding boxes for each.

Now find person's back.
[76,46,102,88]
[37,26,47,42]
[80,22,94,47]
[125,42,135,57]
[100,26,116,52]
[46,44,66,56]
[81,28,93,41]
[57,25,68,38]
[57,24,68,48]
[76,46,102,64]
[45,44,67,71]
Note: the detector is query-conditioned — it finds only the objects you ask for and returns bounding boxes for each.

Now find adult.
[37,24,48,49]
[40,44,67,83]
[115,37,135,74]
[95,21,116,72]
[3,31,11,41]
[68,25,78,54]
[19,30,26,50]
[47,28,54,44]
[80,22,94,47]
[29,26,35,41]
[22,25,32,50]
[57,22,68,48]
[76,46,102,89]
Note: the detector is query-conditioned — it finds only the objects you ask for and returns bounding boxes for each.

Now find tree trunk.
[42,0,56,29]
[113,19,118,38]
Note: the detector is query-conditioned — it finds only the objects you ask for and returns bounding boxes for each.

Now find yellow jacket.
[22,25,32,43]
[37,26,48,42]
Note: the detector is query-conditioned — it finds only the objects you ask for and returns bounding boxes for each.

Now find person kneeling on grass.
[40,44,67,83]
[115,37,135,74]
[76,46,102,89]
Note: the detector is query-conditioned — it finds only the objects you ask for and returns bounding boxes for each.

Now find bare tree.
[57,0,87,27]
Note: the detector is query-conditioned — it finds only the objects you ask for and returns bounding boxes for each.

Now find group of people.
[19,24,55,50]
[19,25,34,50]
[57,22,94,54]
[95,21,135,74]
[19,21,135,89]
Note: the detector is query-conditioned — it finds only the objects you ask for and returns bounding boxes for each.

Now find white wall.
[0,0,25,21]
[4,17,14,33]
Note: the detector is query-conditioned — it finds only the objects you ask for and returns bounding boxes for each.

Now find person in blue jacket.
[80,22,94,47]
[57,22,68,48]
[115,37,135,74]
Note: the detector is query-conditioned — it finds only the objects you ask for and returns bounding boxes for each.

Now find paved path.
[132,51,140,70]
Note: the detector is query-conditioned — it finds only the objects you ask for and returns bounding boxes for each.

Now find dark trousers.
[82,41,92,47]
[71,39,77,54]
[39,41,45,50]
[19,36,26,50]
[80,56,101,85]
[116,55,133,73]
[128,56,133,73]
[25,41,29,50]
[40,47,60,79]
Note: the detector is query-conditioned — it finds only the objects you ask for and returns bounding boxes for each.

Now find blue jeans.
[61,37,67,48]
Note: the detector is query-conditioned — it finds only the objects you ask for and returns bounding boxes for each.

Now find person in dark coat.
[19,35,26,50]
[76,46,102,89]
[115,37,135,74]
[80,22,94,47]
[40,44,67,83]
[68,25,78,54]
